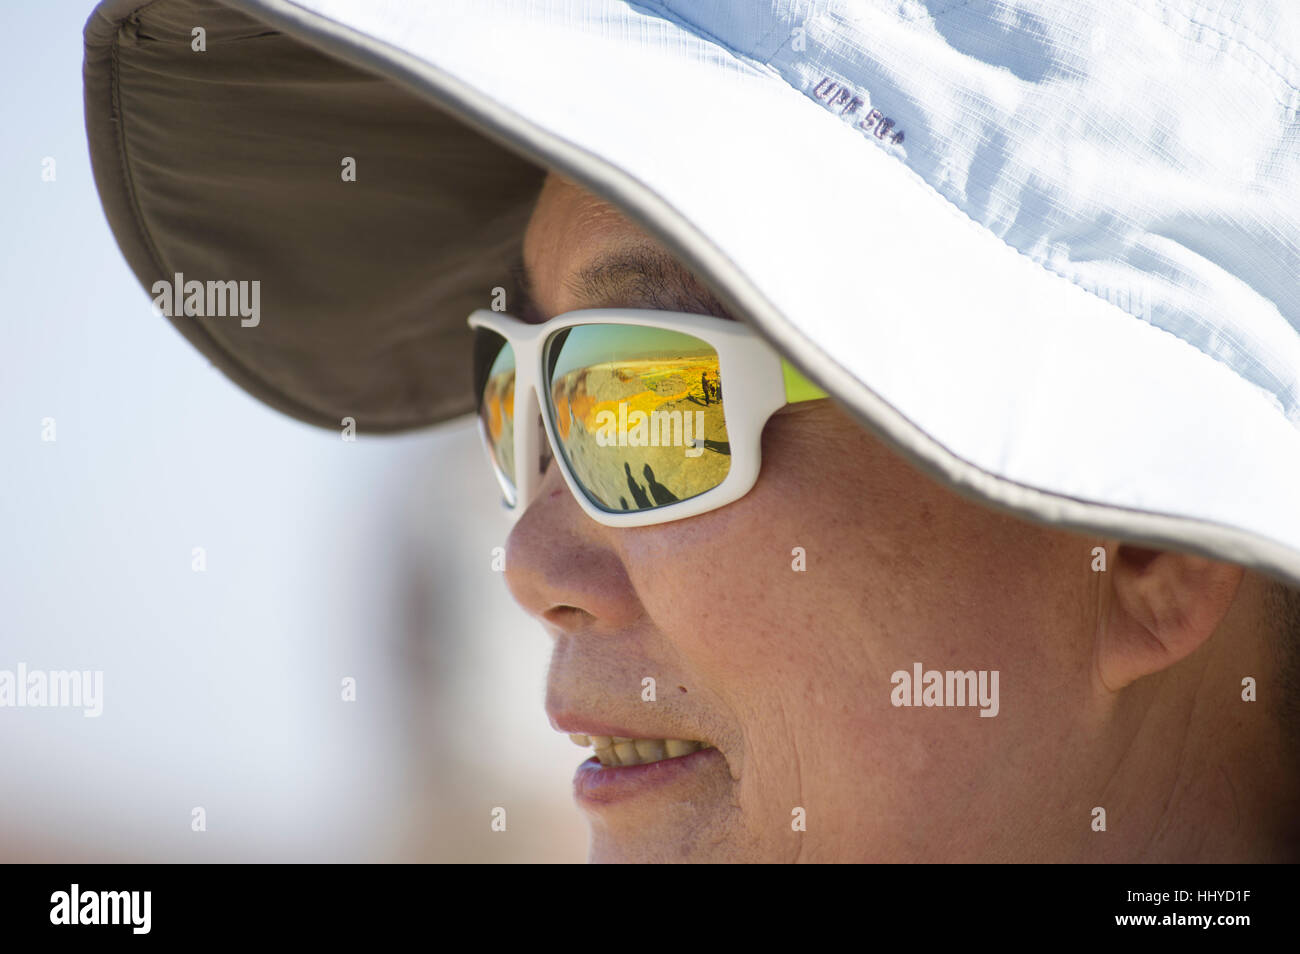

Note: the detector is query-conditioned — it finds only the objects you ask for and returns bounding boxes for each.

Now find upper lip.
[548,710,702,742]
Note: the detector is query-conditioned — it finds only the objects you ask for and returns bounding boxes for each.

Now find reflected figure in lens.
[623,462,653,509]
[642,463,679,506]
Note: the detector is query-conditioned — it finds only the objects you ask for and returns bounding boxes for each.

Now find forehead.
[523,174,636,272]
[514,173,737,324]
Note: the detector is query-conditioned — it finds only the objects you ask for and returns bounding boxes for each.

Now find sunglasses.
[468,307,828,527]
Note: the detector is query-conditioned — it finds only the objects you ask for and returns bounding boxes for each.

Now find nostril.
[543,604,592,626]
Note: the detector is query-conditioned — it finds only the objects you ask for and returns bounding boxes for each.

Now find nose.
[503,457,643,633]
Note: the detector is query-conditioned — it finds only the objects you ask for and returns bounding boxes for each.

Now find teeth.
[634,739,666,761]
[569,735,710,767]
[664,739,699,758]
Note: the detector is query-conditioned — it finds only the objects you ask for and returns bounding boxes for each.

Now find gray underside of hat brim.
[84,0,1300,589]
[84,0,544,433]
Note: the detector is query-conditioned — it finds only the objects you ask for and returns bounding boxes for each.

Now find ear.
[1096,543,1244,691]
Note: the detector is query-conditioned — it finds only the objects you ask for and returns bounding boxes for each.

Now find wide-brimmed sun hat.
[84,0,1300,587]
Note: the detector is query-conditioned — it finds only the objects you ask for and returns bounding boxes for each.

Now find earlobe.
[1095,544,1244,691]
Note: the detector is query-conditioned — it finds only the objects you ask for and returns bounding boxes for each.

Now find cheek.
[619,406,1070,681]
[608,408,1091,847]
[616,501,794,665]
[613,413,881,678]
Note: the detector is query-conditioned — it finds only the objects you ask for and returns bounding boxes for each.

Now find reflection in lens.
[545,324,730,512]
[475,330,516,499]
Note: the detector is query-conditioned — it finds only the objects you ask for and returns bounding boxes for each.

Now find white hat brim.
[87,0,1300,587]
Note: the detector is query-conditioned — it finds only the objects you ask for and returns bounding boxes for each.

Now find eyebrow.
[507,244,738,325]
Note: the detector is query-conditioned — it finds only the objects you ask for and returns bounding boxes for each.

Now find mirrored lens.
[545,324,730,513]
[474,328,517,504]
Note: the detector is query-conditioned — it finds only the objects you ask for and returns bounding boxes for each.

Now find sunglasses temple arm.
[781,358,829,404]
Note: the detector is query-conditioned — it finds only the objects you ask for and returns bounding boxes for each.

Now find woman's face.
[504,172,1099,862]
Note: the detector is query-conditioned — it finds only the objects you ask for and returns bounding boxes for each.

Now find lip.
[548,712,693,743]
[573,746,725,805]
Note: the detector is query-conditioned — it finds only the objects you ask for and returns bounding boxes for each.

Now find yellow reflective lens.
[477,332,516,497]
[545,324,730,513]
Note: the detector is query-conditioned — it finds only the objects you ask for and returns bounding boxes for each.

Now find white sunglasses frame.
[467,307,828,528]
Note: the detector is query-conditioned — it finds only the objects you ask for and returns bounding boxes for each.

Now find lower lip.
[573,747,724,805]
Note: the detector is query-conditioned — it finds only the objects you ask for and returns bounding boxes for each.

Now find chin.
[585,820,776,863]
[588,832,694,864]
